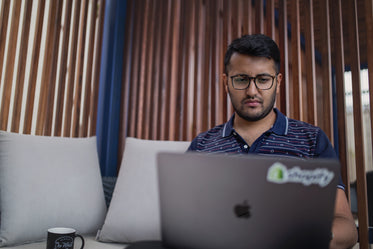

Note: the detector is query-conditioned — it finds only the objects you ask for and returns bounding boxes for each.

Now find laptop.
[158,152,340,249]
[127,152,339,249]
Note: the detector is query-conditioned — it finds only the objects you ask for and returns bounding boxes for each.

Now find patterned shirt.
[188,108,344,189]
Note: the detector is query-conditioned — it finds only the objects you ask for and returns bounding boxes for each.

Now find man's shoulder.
[188,123,238,152]
[193,123,226,140]
[286,117,322,133]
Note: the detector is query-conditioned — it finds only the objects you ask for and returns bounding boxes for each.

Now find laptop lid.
[157,152,340,249]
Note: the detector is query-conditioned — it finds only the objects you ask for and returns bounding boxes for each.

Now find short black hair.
[224,34,281,74]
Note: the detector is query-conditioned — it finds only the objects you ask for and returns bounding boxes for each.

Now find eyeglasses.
[230,73,277,90]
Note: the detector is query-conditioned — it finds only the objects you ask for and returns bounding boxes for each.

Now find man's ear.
[276,73,282,94]
[223,73,228,93]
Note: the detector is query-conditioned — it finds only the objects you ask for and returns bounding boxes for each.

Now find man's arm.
[329,188,358,249]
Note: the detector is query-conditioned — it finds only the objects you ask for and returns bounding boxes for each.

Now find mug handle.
[75,234,85,249]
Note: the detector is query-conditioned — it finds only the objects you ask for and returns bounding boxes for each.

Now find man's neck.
[233,109,277,146]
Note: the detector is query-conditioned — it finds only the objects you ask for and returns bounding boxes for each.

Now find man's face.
[223,53,282,122]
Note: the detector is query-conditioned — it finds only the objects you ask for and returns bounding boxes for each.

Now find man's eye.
[257,76,271,83]
[235,77,248,83]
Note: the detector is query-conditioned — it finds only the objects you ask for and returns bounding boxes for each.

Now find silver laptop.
[156,152,340,249]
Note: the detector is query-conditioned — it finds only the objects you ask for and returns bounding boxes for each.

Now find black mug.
[46,227,85,249]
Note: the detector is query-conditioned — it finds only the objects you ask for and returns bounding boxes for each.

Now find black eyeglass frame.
[230,73,278,90]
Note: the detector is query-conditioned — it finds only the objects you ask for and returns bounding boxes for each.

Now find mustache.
[242,96,263,103]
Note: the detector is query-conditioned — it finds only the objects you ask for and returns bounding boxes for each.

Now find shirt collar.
[222,108,288,138]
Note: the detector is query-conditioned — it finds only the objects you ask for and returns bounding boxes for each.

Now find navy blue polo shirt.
[188,108,344,189]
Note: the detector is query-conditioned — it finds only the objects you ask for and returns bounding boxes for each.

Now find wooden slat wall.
[119,0,372,247]
[0,0,105,137]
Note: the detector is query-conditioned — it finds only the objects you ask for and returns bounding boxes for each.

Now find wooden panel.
[127,0,142,138]
[23,0,46,134]
[277,0,289,116]
[180,0,193,141]
[0,0,22,131]
[72,0,88,137]
[290,0,302,120]
[0,0,10,92]
[11,0,33,133]
[0,0,104,137]
[142,0,155,140]
[149,0,163,140]
[35,0,58,135]
[136,0,150,139]
[63,0,82,137]
[346,0,369,247]
[330,0,349,199]
[265,0,275,39]
[44,0,63,136]
[319,0,333,142]
[81,0,98,137]
[302,0,317,125]
[254,0,264,34]
[89,0,105,137]
[54,0,73,136]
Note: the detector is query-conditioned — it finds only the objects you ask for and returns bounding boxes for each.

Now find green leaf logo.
[267,163,287,183]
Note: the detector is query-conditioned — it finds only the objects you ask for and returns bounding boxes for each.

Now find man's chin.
[236,111,264,122]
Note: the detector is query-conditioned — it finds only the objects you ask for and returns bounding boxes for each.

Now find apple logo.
[234,200,251,218]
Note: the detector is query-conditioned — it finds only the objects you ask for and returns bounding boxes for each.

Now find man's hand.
[329,188,358,249]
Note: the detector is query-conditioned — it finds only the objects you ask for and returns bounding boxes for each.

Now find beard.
[229,87,277,122]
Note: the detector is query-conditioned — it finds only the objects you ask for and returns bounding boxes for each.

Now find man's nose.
[245,79,259,95]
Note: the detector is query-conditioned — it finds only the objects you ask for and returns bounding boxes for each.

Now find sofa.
[0,131,190,248]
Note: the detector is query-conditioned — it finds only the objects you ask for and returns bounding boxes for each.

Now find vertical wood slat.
[176,0,186,141]
[89,0,106,137]
[35,0,58,135]
[136,0,150,139]
[216,0,225,128]
[277,0,289,116]
[265,0,275,39]
[0,0,10,92]
[54,0,73,136]
[319,0,333,143]
[303,0,317,125]
[192,0,201,138]
[290,0,302,120]
[63,0,82,137]
[346,0,369,247]
[181,0,192,141]
[201,0,210,134]
[209,0,217,129]
[254,0,264,34]
[44,0,64,136]
[72,0,89,137]
[81,0,98,137]
[23,0,46,134]
[330,0,349,199]
[0,0,22,131]
[161,0,173,140]
[11,0,33,133]
[142,0,155,140]
[127,0,142,138]
[365,0,373,200]
[150,0,163,140]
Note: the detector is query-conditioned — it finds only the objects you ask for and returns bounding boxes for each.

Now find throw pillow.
[0,131,107,247]
[96,137,190,243]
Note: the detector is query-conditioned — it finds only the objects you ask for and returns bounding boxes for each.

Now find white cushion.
[97,137,190,243]
[0,131,107,247]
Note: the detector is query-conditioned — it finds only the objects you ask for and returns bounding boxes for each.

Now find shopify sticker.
[267,162,334,187]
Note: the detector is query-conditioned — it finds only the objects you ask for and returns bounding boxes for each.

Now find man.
[188,34,358,249]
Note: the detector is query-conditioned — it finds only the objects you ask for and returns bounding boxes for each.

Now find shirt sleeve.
[315,129,345,190]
